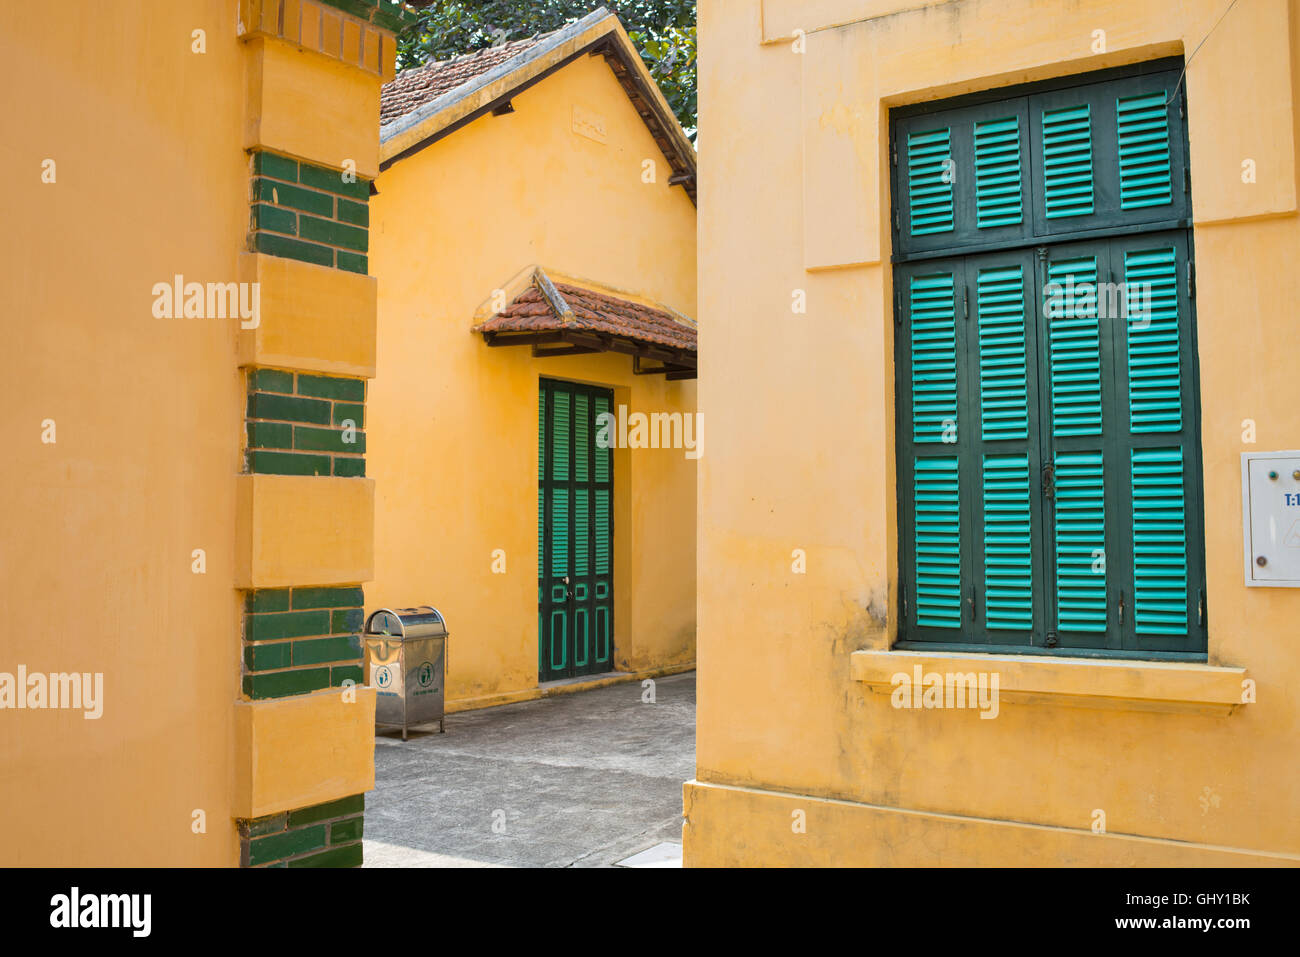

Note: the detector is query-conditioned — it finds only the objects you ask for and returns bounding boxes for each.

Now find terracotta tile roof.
[380,32,553,126]
[479,280,696,353]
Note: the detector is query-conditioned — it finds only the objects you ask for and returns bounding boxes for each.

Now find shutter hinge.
[894,208,901,232]
[1184,164,1191,195]
[1198,587,1206,627]
[962,287,969,322]
[901,584,907,622]
[1118,589,1125,626]
[895,286,902,326]
[1179,86,1186,120]
[891,138,898,167]
[1188,261,1196,299]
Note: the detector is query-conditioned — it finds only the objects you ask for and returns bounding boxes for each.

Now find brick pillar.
[230,0,415,868]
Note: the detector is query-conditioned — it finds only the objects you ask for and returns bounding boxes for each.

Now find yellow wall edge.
[235,474,375,588]
[852,650,1248,715]
[244,35,382,178]
[238,252,378,378]
[682,780,1300,867]
[234,686,377,818]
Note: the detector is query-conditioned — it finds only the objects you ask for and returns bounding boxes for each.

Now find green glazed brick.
[248,368,294,394]
[336,251,368,274]
[292,586,364,610]
[249,824,327,866]
[243,667,332,700]
[333,457,366,478]
[251,202,297,236]
[247,420,293,450]
[251,177,334,217]
[247,391,333,425]
[299,161,371,201]
[244,642,292,671]
[251,151,299,183]
[332,664,364,688]
[251,231,334,268]
[336,198,369,227]
[241,812,287,838]
[332,402,365,427]
[298,215,368,252]
[287,794,365,827]
[248,609,332,642]
[248,450,331,476]
[288,843,363,868]
[294,425,365,454]
[246,589,291,614]
[292,635,362,666]
[332,608,364,634]
[329,817,364,844]
[297,374,365,402]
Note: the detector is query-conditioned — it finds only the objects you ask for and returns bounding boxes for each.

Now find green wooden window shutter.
[1117,92,1173,209]
[973,117,1023,229]
[893,62,1188,259]
[907,127,955,236]
[894,234,1205,656]
[1041,104,1095,219]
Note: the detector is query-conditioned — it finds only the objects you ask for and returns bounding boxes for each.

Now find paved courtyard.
[364,671,695,867]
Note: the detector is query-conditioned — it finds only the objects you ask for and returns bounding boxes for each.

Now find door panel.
[539,379,614,680]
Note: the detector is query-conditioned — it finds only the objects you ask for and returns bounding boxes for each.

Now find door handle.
[1041,463,1056,500]
[562,575,574,600]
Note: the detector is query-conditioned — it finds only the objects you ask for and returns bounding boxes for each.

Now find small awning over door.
[474,269,697,379]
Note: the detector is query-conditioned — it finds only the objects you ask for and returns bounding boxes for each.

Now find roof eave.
[378,9,696,203]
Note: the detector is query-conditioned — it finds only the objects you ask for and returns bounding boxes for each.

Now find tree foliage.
[397,1,696,139]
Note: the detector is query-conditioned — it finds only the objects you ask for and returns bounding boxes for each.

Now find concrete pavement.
[364,671,695,867]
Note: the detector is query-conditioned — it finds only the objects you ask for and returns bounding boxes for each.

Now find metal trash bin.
[363,606,447,740]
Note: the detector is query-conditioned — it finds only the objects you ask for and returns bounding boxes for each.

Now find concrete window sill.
[851,649,1248,716]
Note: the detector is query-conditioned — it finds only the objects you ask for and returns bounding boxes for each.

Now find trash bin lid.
[364,606,447,639]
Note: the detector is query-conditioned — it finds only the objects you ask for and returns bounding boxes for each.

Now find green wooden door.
[538,378,614,680]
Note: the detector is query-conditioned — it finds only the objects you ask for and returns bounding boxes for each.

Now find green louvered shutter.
[1041,104,1095,219]
[1113,234,1204,651]
[973,116,1024,229]
[1117,92,1173,209]
[973,255,1041,636]
[897,264,965,637]
[893,61,1204,658]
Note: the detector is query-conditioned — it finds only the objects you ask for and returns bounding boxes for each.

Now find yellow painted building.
[1,0,411,866]
[369,9,699,709]
[687,0,1300,865]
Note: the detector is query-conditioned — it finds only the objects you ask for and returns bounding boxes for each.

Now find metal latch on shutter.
[1041,463,1056,500]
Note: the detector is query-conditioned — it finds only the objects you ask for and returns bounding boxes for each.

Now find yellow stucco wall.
[688,0,1300,865]
[0,1,248,866]
[1,1,390,866]
[369,52,698,706]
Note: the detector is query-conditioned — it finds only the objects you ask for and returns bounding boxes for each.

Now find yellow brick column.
[230,0,413,868]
